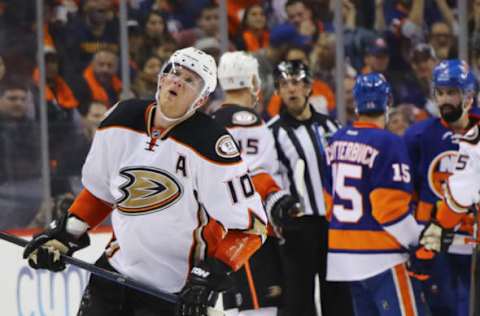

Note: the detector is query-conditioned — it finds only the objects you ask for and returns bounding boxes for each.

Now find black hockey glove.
[23,212,90,272]
[265,190,302,230]
[176,258,233,316]
[419,221,454,253]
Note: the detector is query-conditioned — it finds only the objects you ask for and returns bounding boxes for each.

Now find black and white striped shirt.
[267,105,339,216]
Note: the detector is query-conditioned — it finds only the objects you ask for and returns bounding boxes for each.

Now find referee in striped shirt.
[267,60,353,316]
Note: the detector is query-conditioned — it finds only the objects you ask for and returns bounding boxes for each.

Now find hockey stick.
[469,210,480,316]
[0,232,225,315]
[293,159,306,217]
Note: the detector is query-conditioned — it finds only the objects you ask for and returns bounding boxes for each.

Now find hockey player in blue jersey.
[404,60,480,316]
[324,73,428,316]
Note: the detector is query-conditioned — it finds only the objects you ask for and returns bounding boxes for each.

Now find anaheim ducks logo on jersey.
[428,150,458,198]
[116,166,183,215]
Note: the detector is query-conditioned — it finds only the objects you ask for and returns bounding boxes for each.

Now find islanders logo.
[427,150,458,198]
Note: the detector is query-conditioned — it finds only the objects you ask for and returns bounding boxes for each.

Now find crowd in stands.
[0,0,475,229]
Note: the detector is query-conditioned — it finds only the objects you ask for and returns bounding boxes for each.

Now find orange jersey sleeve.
[436,200,465,229]
[69,189,113,228]
[251,172,281,200]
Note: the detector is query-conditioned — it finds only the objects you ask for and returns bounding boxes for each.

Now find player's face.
[278,78,310,115]
[434,86,464,121]
[157,65,204,119]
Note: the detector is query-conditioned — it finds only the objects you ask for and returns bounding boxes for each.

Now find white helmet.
[218,51,261,94]
[156,47,217,122]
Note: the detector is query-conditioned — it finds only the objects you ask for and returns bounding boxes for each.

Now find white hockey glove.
[419,221,454,252]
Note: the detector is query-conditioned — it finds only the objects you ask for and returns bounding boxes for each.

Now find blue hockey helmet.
[432,59,469,93]
[465,70,478,96]
[353,72,391,114]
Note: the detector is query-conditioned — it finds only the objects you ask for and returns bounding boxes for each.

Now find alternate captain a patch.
[117,166,183,215]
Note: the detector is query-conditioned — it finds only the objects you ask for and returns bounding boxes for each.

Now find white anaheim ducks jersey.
[211,104,280,178]
[444,124,480,213]
[81,99,267,293]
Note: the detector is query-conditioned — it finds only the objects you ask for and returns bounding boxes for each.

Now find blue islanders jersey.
[325,122,421,281]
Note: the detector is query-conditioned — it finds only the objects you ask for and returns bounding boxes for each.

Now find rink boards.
[0,228,111,316]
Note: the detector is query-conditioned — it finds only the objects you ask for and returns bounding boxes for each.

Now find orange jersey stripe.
[393,264,417,316]
[329,229,402,251]
[436,200,464,229]
[251,172,280,200]
[214,231,262,271]
[69,189,113,228]
[214,209,266,270]
[415,201,434,223]
[202,218,227,257]
[324,190,333,221]
[370,188,411,225]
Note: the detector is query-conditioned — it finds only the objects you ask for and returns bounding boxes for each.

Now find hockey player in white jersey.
[22,47,267,316]
[212,51,297,316]
[420,124,480,245]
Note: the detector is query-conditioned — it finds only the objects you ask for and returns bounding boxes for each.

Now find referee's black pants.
[280,215,354,316]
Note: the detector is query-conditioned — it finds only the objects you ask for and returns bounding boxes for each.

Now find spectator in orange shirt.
[73,48,122,108]
[236,4,269,53]
[33,49,79,114]
[32,48,85,199]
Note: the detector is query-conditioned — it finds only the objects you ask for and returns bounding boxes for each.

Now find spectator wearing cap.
[236,4,270,53]
[362,36,390,75]
[63,0,119,76]
[72,48,122,109]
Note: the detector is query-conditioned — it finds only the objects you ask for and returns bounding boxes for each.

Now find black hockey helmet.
[274,60,312,88]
